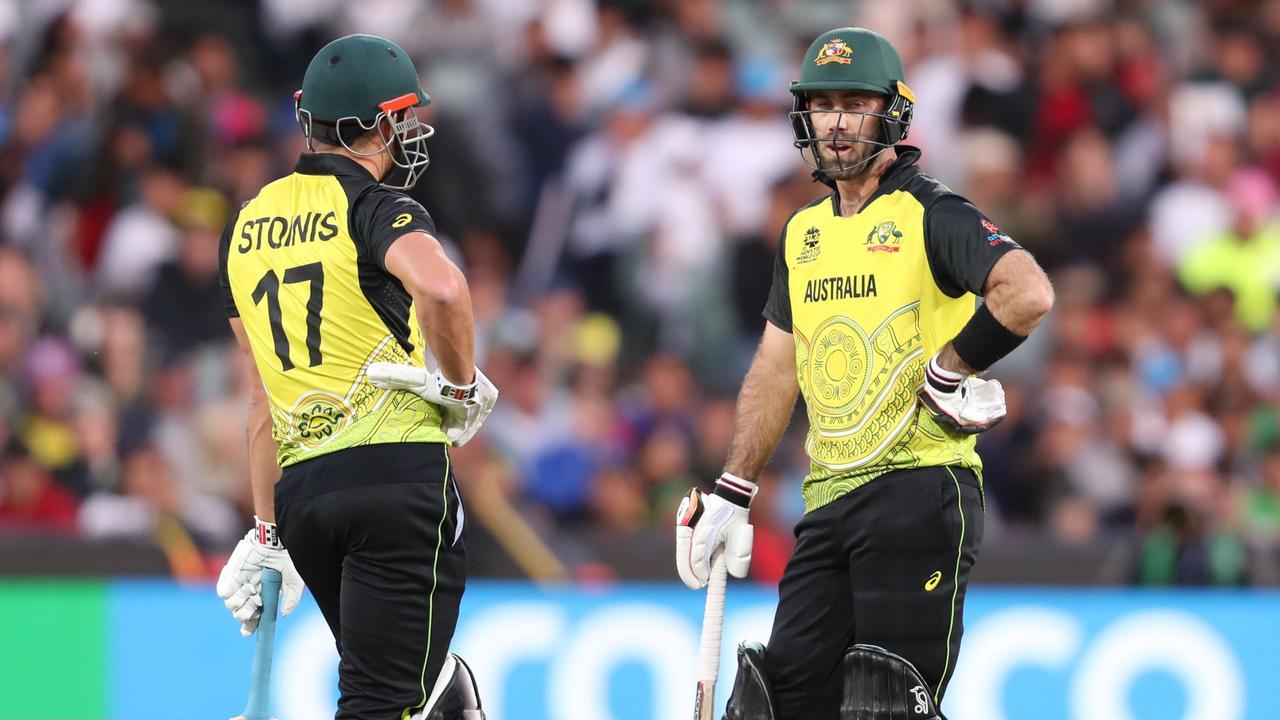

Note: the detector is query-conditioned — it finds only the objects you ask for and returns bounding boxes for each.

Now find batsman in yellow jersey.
[213,34,491,720]
[675,28,1055,720]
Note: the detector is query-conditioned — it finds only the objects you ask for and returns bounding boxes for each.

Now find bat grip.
[698,553,728,687]
[241,568,282,720]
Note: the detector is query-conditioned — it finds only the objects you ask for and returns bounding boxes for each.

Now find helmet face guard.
[295,91,434,190]
[789,85,913,178]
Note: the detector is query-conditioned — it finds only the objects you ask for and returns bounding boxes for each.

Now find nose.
[830,108,851,135]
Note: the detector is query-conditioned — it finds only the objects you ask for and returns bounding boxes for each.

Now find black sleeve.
[218,206,243,318]
[762,229,792,332]
[350,189,438,271]
[924,196,1023,298]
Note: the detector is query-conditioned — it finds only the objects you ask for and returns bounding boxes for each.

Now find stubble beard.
[820,141,878,181]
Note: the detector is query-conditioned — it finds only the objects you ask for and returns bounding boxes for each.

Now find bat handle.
[241,568,282,720]
[695,553,729,719]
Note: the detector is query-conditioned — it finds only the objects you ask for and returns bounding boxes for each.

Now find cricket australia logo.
[909,684,930,715]
[815,38,853,66]
[797,225,822,264]
[866,221,903,253]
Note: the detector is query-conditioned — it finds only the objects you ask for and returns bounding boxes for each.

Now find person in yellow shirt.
[213,35,493,720]
[1179,170,1280,332]
[675,27,1054,720]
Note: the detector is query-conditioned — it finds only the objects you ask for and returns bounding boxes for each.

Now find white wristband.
[254,515,284,550]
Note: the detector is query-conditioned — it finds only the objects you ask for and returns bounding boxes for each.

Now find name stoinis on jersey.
[804,274,877,303]
[236,211,339,253]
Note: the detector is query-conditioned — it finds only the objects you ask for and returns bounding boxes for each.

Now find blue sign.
[104,582,1280,720]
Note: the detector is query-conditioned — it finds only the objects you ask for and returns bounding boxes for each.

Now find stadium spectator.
[0,0,1276,588]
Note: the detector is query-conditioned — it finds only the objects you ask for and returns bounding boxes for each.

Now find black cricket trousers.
[764,465,983,719]
[276,442,467,720]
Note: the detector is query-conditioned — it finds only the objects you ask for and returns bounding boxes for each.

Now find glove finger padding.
[279,558,304,616]
[968,377,1005,411]
[675,490,707,589]
[366,361,429,390]
[449,368,499,446]
[676,524,703,589]
[725,522,754,579]
[920,378,1006,435]
[230,586,262,623]
[217,526,307,636]
[675,488,753,589]
[955,377,1006,431]
[215,540,253,600]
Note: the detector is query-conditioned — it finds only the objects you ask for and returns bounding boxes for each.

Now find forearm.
[724,352,799,481]
[413,268,475,386]
[247,392,281,522]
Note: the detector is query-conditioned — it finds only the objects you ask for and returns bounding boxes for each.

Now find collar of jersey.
[827,144,922,217]
[294,152,376,180]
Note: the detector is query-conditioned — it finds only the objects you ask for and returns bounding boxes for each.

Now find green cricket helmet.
[294,34,434,190]
[789,27,915,176]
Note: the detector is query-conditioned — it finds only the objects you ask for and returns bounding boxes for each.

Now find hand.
[216,517,304,637]
[918,354,1006,434]
[367,362,499,447]
[675,473,755,589]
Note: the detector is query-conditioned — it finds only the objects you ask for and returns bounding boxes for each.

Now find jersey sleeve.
[762,228,792,332]
[218,206,243,318]
[350,189,438,271]
[924,196,1023,298]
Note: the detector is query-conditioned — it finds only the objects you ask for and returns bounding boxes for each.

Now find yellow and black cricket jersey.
[764,147,1020,512]
[218,153,448,467]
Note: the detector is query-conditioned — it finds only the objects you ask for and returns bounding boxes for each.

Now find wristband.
[925,356,964,392]
[950,303,1026,372]
[713,472,757,508]
[254,516,284,550]
[435,370,479,403]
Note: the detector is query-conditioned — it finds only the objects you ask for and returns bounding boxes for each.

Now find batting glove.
[367,362,499,447]
[676,473,755,589]
[216,517,304,637]
[918,354,1006,435]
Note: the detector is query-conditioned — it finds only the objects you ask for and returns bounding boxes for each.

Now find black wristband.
[951,303,1027,372]
[713,473,755,508]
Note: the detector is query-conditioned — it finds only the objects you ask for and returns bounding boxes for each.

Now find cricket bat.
[694,553,728,720]
[231,568,282,720]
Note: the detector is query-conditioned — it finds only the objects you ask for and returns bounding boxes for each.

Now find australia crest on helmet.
[815,38,853,66]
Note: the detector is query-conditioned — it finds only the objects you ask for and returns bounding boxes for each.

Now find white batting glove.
[216,517,304,637]
[675,473,755,589]
[918,354,1006,435]
[367,362,499,447]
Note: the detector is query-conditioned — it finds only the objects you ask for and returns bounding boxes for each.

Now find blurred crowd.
[0,0,1278,587]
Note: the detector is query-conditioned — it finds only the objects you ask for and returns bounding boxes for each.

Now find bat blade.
[231,568,282,720]
[694,554,728,720]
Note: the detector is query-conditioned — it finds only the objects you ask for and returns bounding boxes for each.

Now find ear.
[379,115,396,144]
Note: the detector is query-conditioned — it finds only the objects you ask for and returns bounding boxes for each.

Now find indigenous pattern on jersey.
[764,147,1020,511]
[219,153,447,467]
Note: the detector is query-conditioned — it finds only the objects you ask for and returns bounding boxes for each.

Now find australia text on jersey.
[803,274,878,303]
